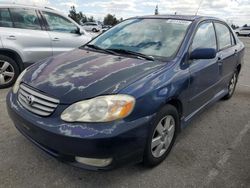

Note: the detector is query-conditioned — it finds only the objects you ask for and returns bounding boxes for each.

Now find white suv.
[235,27,250,37]
[81,22,102,32]
[0,4,92,88]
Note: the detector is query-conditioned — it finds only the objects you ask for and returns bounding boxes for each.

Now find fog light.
[75,157,112,167]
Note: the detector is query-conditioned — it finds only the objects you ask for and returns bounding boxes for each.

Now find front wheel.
[0,55,20,89]
[222,71,238,100]
[143,105,179,167]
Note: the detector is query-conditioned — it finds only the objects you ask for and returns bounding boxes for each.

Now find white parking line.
[203,121,250,186]
[239,84,250,88]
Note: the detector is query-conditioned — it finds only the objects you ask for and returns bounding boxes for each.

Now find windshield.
[89,18,192,60]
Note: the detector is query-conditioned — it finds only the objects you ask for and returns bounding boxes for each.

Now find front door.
[188,21,220,114]
[0,8,52,63]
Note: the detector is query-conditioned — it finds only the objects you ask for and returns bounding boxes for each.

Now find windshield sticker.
[166,19,191,25]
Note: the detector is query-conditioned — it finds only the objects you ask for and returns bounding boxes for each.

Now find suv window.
[0,8,13,28]
[43,11,78,33]
[191,22,217,50]
[215,23,233,50]
[242,27,250,31]
[10,8,41,30]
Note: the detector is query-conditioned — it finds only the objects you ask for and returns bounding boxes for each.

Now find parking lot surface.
[0,38,249,188]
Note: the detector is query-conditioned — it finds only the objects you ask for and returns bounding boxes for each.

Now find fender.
[0,48,24,71]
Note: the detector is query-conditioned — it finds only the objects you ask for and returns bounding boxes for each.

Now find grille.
[18,84,59,116]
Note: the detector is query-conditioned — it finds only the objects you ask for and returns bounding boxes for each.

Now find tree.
[155,5,159,15]
[103,14,118,26]
[231,24,239,30]
[88,16,95,22]
[243,24,248,27]
[68,6,79,23]
[68,6,95,25]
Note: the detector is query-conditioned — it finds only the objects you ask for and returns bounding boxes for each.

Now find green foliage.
[68,6,95,24]
[68,6,123,26]
[103,14,119,26]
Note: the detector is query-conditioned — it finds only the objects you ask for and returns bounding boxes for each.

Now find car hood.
[23,49,165,104]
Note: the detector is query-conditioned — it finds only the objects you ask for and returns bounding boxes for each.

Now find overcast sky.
[1,0,250,26]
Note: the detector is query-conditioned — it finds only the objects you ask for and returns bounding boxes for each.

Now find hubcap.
[0,60,15,85]
[228,73,237,95]
[151,115,175,158]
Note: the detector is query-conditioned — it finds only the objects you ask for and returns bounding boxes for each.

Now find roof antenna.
[195,0,204,15]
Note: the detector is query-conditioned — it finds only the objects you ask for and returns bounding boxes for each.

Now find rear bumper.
[7,92,153,170]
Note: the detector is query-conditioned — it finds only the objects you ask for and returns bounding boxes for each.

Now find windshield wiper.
[106,48,155,61]
[85,44,118,55]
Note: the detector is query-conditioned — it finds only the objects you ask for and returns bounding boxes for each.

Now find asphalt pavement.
[0,38,249,188]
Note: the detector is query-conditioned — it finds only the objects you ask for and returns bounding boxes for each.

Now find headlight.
[13,69,27,94]
[61,95,135,122]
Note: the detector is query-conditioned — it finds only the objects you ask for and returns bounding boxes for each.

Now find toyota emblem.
[26,95,35,106]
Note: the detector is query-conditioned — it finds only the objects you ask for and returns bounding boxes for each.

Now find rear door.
[188,21,219,113]
[214,22,238,89]
[41,11,89,56]
[0,8,52,63]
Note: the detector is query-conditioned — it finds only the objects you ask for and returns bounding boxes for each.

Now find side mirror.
[77,27,85,35]
[190,48,216,60]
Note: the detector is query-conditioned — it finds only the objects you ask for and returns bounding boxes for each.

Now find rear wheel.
[92,28,97,32]
[222,71,238,100]
[0,55,20,89]
[143,105,179,167]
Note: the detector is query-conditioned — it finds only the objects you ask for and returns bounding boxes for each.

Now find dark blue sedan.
[7,15,245,170]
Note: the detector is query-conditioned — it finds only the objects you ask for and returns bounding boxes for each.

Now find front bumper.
[7,92,154,170]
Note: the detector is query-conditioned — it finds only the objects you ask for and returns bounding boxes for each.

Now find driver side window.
[191,22,217,51]
[43,11,78,33]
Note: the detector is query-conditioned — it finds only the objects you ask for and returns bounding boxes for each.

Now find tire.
[236,32,239,36]
[92,28,97,32]
[222,70,238,100]
[143,105,179,167]
[0,55,20,89]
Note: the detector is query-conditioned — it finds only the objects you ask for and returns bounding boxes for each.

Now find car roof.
[0,3,59,12]
[133,14,223,22]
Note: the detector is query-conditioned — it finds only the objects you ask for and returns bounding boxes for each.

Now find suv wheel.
[222,70,238,100]
[143,105,179,167]
[0,55,20,89]
[92,28,97,32]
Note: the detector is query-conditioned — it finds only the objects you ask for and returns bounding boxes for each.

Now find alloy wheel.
[0,60,15,85]
[151,115,175,158]
[228,73,237,96]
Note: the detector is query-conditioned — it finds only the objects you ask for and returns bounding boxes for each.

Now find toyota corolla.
[7,15,245,170]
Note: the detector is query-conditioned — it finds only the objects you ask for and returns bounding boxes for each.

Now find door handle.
[218,56,223,65]
[52,37,60,41]
[7,35,16,40]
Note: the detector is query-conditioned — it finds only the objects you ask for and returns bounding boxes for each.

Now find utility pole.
[155,5,159,15]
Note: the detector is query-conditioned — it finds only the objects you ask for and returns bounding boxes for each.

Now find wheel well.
[0,49,23,71]
[167,99,183,118]
[237,64,241,74]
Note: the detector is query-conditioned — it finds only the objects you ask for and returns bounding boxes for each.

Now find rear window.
[0,8,13,28]
[10,8,41,30]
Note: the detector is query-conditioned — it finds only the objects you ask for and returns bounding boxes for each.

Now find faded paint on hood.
[23,49,165,104]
